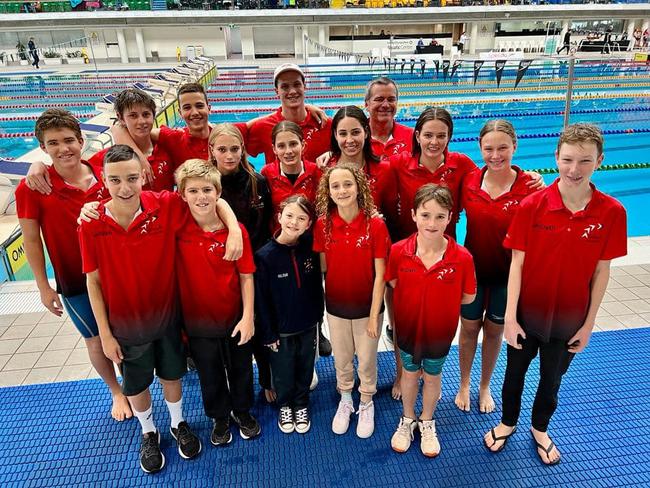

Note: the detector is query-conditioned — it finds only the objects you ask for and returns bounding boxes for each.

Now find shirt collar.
[547,178,604,215]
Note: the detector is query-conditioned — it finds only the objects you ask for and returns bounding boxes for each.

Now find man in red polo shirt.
[484,124,627,465]
[245,63,332,165]
[79,145,202,473]
[16,109,131,423]
[365,76,413,160]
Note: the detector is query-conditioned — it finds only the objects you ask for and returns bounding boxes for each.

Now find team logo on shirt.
[155,160,168,176]
[140,215,158,234]
[438,168,454,182]
[356,234,371,248]
[303,127,317,142]
[304,257,314,273]
[581,223,603,240]
[209,241,225,253]
[436,266,456,281]
[502,199,519,212]
[392,142,406,155]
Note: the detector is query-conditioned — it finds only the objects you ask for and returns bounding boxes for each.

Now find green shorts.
[118,326,187,397]
[399,350,447,376]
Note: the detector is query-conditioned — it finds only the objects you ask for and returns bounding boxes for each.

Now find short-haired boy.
[484,124,627,465]
[16,108,131,422]
[79,145,202,473]
[174,159,261,446]
[24,88,174,194]
[387,184,476,457]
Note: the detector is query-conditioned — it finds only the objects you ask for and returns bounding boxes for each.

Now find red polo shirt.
[390,150,477,239]
[16,162,108,297]
[245,107,332,165]
[313,211,391,319]
[504,180,627,342]
[386,233,476,361]
[326,156,399,231]
[461,166,536,285]
[370,122,413,161]
[89,144,175,192]
[79,191,187,345]
[157,125,210,168]
[261,160,322,233]
[176,222,255,338]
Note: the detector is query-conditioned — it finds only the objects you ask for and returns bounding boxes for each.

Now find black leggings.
[501,334,575,432]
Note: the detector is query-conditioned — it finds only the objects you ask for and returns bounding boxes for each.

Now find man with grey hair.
[365,77,413,160]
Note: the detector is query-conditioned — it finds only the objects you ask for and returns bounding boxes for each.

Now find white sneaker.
[331,400,354,435]
[310,369,319,391]
[356,401,375,438]
[391,416,416,453]
[419,419,440,457]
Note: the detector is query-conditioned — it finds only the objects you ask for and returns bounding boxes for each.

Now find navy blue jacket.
[254,233,324,345]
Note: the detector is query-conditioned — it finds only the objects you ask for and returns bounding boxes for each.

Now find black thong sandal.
[533,438,561,466]
[484,426,517,453]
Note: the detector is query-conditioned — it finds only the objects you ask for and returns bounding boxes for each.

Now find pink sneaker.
[331,400,354,435]
[356,401,375,438]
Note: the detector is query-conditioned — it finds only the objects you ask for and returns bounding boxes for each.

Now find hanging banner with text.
[473,60,484,85]
[495,59,507,87]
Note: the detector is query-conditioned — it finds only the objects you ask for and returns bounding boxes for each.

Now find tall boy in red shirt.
[484,124,627,465]
[79,145,202,473]
[16,109,131,422]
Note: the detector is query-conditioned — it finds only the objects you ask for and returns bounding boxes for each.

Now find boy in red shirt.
[387,184,476,458]
[484,124,627,465]
[174,159,261,445]
[24,89,173,194]
[16,109,131,422]
[79,145,202,473]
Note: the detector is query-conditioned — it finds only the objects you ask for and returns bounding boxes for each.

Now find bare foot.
[264,388,277,403]
[454,386,470,412]
[391,380,402,400]
[111,393,132,422]
[478,386,495,413]
[483,423,516,452]
[531,427,561,465]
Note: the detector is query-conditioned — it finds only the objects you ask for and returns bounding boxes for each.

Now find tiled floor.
[1,262,649,389]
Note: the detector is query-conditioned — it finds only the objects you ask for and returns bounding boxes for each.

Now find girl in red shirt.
[261,121,322,234]
[328,105,399,237]
[314,164,391,439]
[456,120,538,415]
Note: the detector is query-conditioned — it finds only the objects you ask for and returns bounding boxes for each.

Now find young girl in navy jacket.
[255,195,324,434]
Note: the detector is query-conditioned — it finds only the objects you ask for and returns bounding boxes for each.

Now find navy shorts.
[61,293,99,339]
[460,282,507,325]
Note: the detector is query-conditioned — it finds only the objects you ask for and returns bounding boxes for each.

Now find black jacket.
[220,168,272,251]
[254,233,324,345]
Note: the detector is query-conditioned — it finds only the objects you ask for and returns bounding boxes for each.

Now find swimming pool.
[2,61,649,241]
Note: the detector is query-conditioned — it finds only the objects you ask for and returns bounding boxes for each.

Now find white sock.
[341,391,353,404]
[166,398,184,429]
[133,406,156,434]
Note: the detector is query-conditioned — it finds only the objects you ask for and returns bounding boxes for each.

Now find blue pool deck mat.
[1,327,649,487]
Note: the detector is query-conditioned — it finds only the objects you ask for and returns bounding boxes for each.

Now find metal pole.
[89,37,99,79]
[563,55,575,128]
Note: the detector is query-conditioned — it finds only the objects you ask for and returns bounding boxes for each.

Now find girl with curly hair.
[313,163,391,439]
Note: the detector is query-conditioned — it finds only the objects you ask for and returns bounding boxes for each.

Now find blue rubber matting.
[1,328,649,487]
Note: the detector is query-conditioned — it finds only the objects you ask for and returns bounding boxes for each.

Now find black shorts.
[119,326,187,397]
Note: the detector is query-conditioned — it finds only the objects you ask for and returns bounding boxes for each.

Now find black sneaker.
[170,421,202,459]
[278,406,295,434]
[140,431,165,474]
[231,411,261,439]
[294,407,311,434]
[318,327,332,357]
[210,417,232,446]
